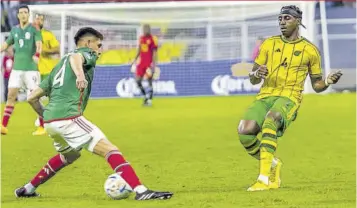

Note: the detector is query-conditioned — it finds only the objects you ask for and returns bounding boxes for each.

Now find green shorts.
[242,96,299,137]
[41,74,50,82]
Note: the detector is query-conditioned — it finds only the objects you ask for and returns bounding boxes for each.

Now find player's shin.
[238,134,260,159]
[136,79,146,96]
[94,139,147,194]
[259,118,279,185]
[148,78,153,100]
[24,153,72,193]
[2,105,14,128]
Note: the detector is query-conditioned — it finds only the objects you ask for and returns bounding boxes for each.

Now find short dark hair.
[74,27,103,45]
[18,4,30,13]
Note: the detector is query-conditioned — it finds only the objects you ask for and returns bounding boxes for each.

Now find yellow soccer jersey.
[254,35,322,105]
[38,29,60,75]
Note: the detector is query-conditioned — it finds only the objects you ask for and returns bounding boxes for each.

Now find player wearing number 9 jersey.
[15,27,173,201]
[0,4,42,135]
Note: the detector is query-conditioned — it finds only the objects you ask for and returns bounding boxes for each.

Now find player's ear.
[85,40,90,47]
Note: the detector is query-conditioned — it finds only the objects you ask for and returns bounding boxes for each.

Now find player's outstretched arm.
[310,70,343,93]
[131,47,140,66]
[69,53,88,91]
[28,87,46,117]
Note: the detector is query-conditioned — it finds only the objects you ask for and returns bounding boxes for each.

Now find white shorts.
[44,116,107,153]
[8,70,40,95]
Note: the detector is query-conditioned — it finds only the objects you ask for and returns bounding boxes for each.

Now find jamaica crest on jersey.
[294,51,302,56]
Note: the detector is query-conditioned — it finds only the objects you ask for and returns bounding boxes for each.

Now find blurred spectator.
[1,1,11,32]
[2,45,14,102]
[251,36,265,61]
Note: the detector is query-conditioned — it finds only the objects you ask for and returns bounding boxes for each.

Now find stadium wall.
[92,60,261,98]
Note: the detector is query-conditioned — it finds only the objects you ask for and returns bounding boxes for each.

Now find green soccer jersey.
[39,47,98,122]
[6,24,42,71]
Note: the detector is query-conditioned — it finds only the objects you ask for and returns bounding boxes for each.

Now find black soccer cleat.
[142,98,152,107]
[14,187,40,198]
[135,190,173,200]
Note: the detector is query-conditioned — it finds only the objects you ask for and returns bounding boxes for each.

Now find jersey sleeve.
[308,46,322,75]
[39,75,52,95]
[5,29,14,45]
[151,36,158,50]
[49,32,60,48]
[254,39,269,66]
[81,50,97,68]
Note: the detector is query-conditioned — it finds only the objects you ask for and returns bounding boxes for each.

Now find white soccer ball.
[104,173,132,200]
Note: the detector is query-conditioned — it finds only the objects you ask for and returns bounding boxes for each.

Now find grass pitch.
[1,93,356,208]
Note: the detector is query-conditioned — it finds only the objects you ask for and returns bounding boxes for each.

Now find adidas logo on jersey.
[275,48,281,52]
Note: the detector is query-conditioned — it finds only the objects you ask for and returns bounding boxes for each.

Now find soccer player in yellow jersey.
[33,14,60,136]
[238,5,343,191]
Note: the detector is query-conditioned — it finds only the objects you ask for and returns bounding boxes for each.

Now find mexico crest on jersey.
[25,32,31,39]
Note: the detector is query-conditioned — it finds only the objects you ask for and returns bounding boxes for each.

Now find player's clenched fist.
[326,70,343,85]
[251,65,268,79]
[76,77,88,91]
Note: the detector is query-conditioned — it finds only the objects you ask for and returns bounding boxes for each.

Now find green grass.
[1,93,356,208]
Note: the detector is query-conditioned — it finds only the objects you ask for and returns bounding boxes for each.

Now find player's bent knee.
[7,90,18,103]
[237,120,260,135]
[93,138,119,157]
[265,111,283,122]
[62,151,81,164]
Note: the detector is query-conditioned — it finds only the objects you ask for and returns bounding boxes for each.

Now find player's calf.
[2,88,19,129]
[15,151,80,197]
[237,120,261,159]
[257,111,282,185]
[93,139,173,200]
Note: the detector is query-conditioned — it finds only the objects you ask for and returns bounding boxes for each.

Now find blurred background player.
[15,27,173,201]
[32,13,60,135]
[251,36,265,60]
[131,24,158,106]
[2,45,14,102]
[0,4,43,135]
[237,5,343,191]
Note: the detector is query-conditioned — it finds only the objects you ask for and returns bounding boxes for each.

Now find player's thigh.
[46,116,108,153]
[242,98,271,128]
[136,65,147,77]
[23,71,40,91]
[8,70,24,89]
[270,97,299,136]
[44,121,74,153]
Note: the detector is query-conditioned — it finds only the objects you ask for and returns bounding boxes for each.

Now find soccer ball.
[104,173,132,200]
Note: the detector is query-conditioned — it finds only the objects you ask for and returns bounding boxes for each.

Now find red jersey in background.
[136,35,158,77]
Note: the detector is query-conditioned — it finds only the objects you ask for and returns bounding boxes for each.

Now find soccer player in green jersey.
[15,27,173,201]
[237,5,343,191]
[0,4,43,136]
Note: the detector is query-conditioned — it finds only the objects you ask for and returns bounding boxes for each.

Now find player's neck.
[20,22,29,29]
[282,31,300,42]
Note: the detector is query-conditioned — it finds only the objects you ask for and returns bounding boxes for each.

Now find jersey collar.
[280,35,304,44]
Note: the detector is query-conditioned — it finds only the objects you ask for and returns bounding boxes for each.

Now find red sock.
[30,154,67,187]
[106,151,142,189]
[2,105,14,127]
[39,117,44,127]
